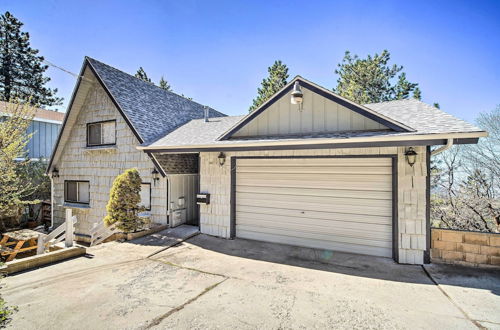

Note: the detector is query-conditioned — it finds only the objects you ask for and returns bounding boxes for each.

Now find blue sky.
[4,0,500,122]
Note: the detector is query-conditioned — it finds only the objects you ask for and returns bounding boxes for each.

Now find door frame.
[230,154,399,262]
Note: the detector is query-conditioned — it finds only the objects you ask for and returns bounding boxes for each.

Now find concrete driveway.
[3,232,499,330]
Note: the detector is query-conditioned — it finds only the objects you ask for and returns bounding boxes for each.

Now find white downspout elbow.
[431,138,454,156]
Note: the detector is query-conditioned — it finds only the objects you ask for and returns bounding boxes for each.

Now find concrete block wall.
[431,228,500,267]
[52,83,167,236]
[199,146,427,264]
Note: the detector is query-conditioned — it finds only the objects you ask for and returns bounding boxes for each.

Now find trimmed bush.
[104,168,147,232]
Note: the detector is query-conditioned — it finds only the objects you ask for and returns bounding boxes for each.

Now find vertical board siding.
[168,174,199,224]
[235,87,387,138]
[25,121,62,159]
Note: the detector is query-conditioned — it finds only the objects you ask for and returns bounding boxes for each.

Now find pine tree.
[158,76,172,91]
[334,50,419,104]
[249,60,289,112]
[135,67,151,83]
[433,102,440,109]
[0,11,62,107]
[413,87,422,100]
[104,168,147,232]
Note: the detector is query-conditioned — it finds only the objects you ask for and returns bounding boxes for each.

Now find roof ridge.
[85,56,220,113]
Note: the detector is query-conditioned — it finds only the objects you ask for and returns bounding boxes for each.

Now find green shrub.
[103,168,147,233]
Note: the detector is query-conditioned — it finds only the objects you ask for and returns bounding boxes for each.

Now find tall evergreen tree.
[135,67,151,83]
[0,11,62,107]
[249,60,289,112]
[333,50,419,104]
[413,87,422,100]
[158,76,172,91]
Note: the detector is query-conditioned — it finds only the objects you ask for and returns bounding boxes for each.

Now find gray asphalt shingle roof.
[87,57,226,143]
[144,98,484,148]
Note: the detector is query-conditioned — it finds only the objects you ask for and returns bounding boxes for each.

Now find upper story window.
[65,180,90,204]
[87,120,116,147]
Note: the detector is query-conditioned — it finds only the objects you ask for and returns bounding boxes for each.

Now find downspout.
[431,138,454,156]
[50,175,54,229]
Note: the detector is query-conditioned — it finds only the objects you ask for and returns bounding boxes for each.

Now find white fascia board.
[136,131,488,151]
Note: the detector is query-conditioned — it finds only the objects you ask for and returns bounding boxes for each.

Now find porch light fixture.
[152,168,160,185]
[290,81,303,109]
[405,147,418,167]
[217,152,226,166]
[51,167,59,178]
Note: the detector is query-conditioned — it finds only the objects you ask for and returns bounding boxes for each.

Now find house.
[47,57,487,264]
[1,101,64,160]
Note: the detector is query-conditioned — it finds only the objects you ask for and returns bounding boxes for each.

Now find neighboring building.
[0,101,64,160]
[47,57,487,265]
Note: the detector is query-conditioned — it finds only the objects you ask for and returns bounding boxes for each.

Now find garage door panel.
[237,158,392,168]
[237,205,392,225]
[236,213,392,237]
[236,186,392,200]
[236,191,392,208]
[237,172,392,183]
[235,157,393,258]
[237,231,393,257]
[236,179,392,192]
[237,166,392,175]
[236,199,391,217]
[236,228,392,257]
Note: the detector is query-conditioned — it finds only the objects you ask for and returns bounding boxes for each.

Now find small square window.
[65,181,90,204]
[87,120,116,146]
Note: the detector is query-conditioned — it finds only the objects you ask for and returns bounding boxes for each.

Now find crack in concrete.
[143,277,228,329]
[149,258,227,278]
[421,265,486,330]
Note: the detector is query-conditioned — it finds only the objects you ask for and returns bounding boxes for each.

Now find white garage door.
[235,157,394,257]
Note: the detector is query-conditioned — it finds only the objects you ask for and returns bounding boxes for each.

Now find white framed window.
[87,120,116,146]
[64,181,90,204]
[139,183,151,210]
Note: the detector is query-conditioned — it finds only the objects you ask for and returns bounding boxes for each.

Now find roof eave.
[138,131,487,153]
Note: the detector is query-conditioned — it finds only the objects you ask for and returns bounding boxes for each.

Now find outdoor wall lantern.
[290,81,304,110]
[405,147,418,167]
[152,168,160,185]
[51,167,59,178]
[218,152,226,167]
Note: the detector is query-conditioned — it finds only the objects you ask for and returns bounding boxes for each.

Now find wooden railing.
[37,209,77,254]
[89,221,117,246]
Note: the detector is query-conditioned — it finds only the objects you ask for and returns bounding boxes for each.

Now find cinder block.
[480,245,500,257]
[465,253,489,264]
[489,235,500,247]
[456,243,481,254]
[431,248,441,259]
[441,231,464,243]
[490,256,500,266]
[431,229,442,241]
[433,240,456,251]
[464,233,489,246]
[442,250,464,261]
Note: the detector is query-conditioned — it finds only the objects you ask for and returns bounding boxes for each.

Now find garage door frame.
[230,154,399,262]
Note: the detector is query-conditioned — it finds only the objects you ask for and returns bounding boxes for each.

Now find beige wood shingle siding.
[52,76,167,236]
[235,157,393,258]
[199,146,427,264]
[233,87,387,137]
